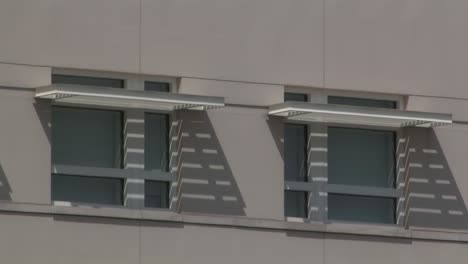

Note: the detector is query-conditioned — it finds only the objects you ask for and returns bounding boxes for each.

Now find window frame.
[143,112,173,209]
[143,75,177,93]
[283,92,311,221]
[49,70,177,210]
[51,105,126,206]
[326,125,399,224]
[282,88,404,225]
[325,95,400,225]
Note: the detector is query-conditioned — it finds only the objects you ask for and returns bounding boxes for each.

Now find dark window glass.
[284,124,307,182]
[52,107,123,168]
[52,175,123,205]
[328,127,395,188]
[285,191,307,218]
[145,181,169,208]
[145,113,169,171]
[285,93,308,102]
[328,96,396,109]
[52,74,124,88]
[145,81,171,92]
[328,194,395,224]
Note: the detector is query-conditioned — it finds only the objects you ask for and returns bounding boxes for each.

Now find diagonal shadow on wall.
[175,110,246,216]
[0,164,12,201]
[402,128,468,230]
[267,116,285,161]
[33,99,52,144]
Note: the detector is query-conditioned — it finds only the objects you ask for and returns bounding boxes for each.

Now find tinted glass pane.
[328,127,395,188]
[284,124,307,182]
[328,96,396,109]
[145,113,169,171]
[285,93,308,102]
[328,194,395,224]
[52,175,122,205]
[52,107,122,168]
[52,74,124,88]
[285,191,307,218]
[145,81,170,92]
[145,181,169,208]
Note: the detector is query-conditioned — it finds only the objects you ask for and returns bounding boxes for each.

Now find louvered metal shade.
[36,84,225,111]
[269,102,452,128]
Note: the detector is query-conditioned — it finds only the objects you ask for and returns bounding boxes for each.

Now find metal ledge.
[53,165,175,182]
[326,184,402,198]
[285,181,401,198]
[35,84,225,111]
[1,202,468,242]
[269,101,452,128]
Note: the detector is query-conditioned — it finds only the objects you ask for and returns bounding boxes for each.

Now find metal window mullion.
[325,183,401,198]
[285,181,315,192]
[53,164,126,179]
[53,164,175,182]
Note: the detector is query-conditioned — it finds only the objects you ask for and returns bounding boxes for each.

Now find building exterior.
[1,1,468,263]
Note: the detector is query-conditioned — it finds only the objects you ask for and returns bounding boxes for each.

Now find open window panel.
[327,126,399,224]
[51,106,125,206]
[50,105,176,207]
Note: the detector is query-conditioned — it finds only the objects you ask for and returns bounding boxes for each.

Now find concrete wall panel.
[0,0,140,73]
[406,96,468,228]
[141,223,324,264]
[0,89,51,204]
[176,107,284,220]
[52,216,140,264]
[0,213,139,264]
[141,0,323,87]
[205,107,284,219]
[325,0,468,99]
[179,78,284,106]
[0,63,51,88]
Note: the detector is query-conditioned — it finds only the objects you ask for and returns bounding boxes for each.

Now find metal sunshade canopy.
[268,101,452,128]
[35,84,225,111]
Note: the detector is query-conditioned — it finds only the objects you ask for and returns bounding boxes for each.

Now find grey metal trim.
[53,164,176,182]
[285,181,400,198]
[326,184,401,198]
[269,101,452,127]
[35,84,225,110]
[284,181,315,192]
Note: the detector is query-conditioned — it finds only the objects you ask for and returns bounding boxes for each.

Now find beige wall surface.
[179,78,284,106]
[0,0,140,73]
[174,106,284,220]
[0,63,51,88]
[324,0,468,99]
[0,213,140,264]
[0,213,468,264]
[141,0,324,88]
[0,89,51,204]
[1,1,468,263]
[407,96,468,226]
[2,1,468,98]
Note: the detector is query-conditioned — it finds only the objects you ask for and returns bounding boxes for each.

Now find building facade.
[1,1,468,263]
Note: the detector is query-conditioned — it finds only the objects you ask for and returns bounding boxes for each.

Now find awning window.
[268,102,452,128]
[35,84,225,111]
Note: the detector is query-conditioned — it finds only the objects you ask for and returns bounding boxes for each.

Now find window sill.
[0,201,467,243]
